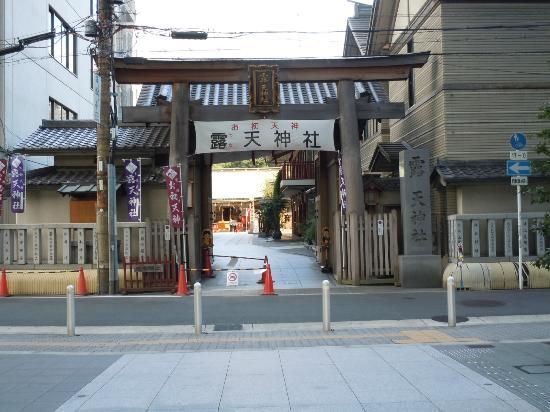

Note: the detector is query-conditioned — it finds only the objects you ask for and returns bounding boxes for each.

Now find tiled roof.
[15,123,169,153]
[348,16,371,55]
[27,166,166,187]
[363,176,400,191]
[368,142,410,173]
[137,80,389,108]
[435,160,548,184]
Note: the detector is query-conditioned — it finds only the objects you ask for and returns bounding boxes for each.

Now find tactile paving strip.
[438,345,550,411]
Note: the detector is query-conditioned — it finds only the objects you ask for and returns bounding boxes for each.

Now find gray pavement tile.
[290,404,364,411]
[22,402,60,412]
[219,407,290,412]
[1,402,26,412]
[362,401,439,411]
[432,399,518,411]
[410,377,497,401]
[504,399,545,411]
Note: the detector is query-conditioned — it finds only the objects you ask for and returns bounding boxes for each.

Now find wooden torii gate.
[114,53,429,284]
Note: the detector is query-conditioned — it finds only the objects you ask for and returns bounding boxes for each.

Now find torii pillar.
[338,80,365,286]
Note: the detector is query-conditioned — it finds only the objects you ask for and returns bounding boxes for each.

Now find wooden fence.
[334,210,399,285]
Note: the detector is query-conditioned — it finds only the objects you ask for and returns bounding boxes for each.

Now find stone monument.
[398,149,441,287]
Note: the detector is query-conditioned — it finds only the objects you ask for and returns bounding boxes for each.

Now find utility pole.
[96,0,113,294]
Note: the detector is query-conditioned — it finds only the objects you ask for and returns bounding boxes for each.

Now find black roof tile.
[15,124,169,153]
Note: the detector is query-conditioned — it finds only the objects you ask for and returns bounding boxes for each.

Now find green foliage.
[213,158,270,169]
[303,217,317,245]
[531,102,550,270]
[257,171,283,238]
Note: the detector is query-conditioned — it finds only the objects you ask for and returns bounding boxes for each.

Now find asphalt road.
[1,289,549,326]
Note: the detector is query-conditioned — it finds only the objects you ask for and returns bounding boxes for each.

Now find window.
[407,39,415,108]
[49,98,77,120]
[50,8,77,74]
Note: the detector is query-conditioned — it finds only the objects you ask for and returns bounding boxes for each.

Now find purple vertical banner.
[163,165,184,228]
[337,151,347,215]
[0,159,7,217]
[10,154,26,214]
[124,159,141,222]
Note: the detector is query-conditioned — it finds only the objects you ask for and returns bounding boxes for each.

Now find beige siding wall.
[389,5,446,160]
[442,2,550,160]
[390,93,446,159]
[445,90,550,160]
[442,2,550,86]
[457,184,550,215]
[392,0,430,44]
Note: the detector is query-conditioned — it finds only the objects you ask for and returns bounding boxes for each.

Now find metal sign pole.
[517,184,523,290]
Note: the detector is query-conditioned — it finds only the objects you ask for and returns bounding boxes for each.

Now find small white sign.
[164,225,171,241]
[377,219,384,236]
[510,151,528,160]
[511,176,528,186]
[226,271,239,287]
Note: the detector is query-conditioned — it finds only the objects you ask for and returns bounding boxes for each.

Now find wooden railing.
[448,213,547,262]
[281,161,315,180]
[0,221,182,267]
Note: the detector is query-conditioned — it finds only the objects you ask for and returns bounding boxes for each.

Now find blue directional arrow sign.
[510,133,527,150]
[507,160,531,176]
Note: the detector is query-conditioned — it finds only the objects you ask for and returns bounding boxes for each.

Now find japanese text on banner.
[194,119,335,153]
[163,165,184,228]
[0,159,7,217]
[124,159,141,222]
[10,154,25,213]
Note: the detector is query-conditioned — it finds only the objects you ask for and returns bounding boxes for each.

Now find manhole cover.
[213,324,243,331]
[459,299,505,307]
[431,315,469,323]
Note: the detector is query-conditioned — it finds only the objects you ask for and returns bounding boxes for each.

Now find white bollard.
[67,285,75,337]
[447,275,456,327]
[322,280,331,332]
[194,282,202,335]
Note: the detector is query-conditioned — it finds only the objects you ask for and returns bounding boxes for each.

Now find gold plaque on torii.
[248,65,280,114]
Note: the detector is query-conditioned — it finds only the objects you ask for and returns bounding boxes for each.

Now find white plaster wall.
[457,184,550,215]
[2,0,93,155]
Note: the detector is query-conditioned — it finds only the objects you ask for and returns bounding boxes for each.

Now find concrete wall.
[457,184,550,215]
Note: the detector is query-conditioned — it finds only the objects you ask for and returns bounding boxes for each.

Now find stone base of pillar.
[398,255,442,288]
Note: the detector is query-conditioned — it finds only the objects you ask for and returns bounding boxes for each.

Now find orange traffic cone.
[176,264,189,296]
[76,266,88,296]
[0,268,10,297]
[262,264,276,295]
[203,249,214,278]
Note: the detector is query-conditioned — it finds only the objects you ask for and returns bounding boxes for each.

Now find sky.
[132,0,371,59]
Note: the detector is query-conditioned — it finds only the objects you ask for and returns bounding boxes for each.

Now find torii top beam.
[113,52,430,84]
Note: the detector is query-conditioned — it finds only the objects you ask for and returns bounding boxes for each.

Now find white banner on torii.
[194,119,335,153]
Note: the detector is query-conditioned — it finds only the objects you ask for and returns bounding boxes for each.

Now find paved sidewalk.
[203,232,333,292]
[56,345,538,411]
[1,317,549,411]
